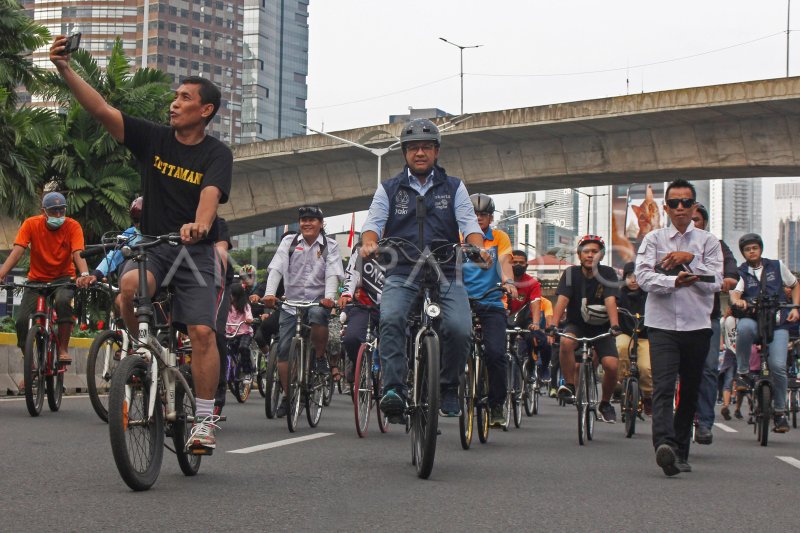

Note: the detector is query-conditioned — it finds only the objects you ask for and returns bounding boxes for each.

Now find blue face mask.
[46,216,65,229]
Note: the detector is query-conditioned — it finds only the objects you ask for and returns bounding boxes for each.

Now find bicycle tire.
[523,359,535,417]
[87,330,123,422]
[305,355,324,428]
[587,364,597,441]
[476,355,490,444]
[577,361,587,445]
[264,341,280,419]
[458,354,474,450]
[322,370,334,407]
[412,334,440,479]
[758,384,771,447]
[354,343,372,437]
[23,325,46,417]
[257,350,267,398]
[287,339,303,432]
[624,378,639,438]
[791,390,799,428]
[174,365,201,476]
[108,355,164,491]
[513,359,524,428]
[232,355,252,404]
[46,371,64,412]
[375,365,389,434]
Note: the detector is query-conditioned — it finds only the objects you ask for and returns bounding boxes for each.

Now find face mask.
[512,265,526,277]
[46,216,65,229]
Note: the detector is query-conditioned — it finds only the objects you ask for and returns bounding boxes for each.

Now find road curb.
[0,344,18,395]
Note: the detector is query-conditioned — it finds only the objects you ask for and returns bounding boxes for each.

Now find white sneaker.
[185,414,221,455]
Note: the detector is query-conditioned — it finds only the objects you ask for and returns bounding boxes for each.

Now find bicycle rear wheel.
[523,359,536,416]
[23,325,46,417]
[287,340,303,432]
[173,365,201,476]
[459,355,475,450]
[264,341,280,419]
[108,355,164,491]
[306,358,324,428]
[512,359,524,428]
[322,369,334,407]
[476,355,490,444]
[757,384,771,446]
[374,365,389,434]
[577,362,587,445]
[412,334,440,479]
[354,343,372,437]
[623,378,639,438]
[232,355,252,404]
[46,370,64,412]
[87,330,123,422]
[791,389,799,428]
[257,349,268,398]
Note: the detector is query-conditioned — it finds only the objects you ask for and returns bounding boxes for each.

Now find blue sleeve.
[95,226,138,276]
[454,182,482,238]
[361,185,390,237]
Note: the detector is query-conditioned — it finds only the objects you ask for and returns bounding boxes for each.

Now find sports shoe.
[675,457,692,473]
[774,414,790,433]
[598,401,617,423]
[315,357,331,376]
[439,388,461,417]
[557,383,576,403]
[695,425,713,445]
[721,405,731,421]
[276,397,289,418]
[549,387,557,398]
[490,404,507,428]
[735,373,752,392]
[380,388,407,424]
[655,444,680,477]
[642,396,653,416]
[734,408,743,420]
[185,414,221,455]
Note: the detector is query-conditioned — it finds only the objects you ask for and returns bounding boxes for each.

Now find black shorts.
[563,323,618,359]
[122,241,222,330]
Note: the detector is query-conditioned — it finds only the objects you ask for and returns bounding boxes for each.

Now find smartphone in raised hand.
[59,32,82,55]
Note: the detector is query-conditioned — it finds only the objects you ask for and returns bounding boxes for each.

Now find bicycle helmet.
[738,233,763,253]
[469,193,495,214]
[400,118,441,147]
[239,264,256,280]
[577,234,605,252]
[298,205,324,220]
[129,196,143,223]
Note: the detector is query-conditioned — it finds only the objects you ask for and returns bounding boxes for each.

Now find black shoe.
[695,426,713,445]
[276,398,289,418]
[735,373,752,392]
[734,409,743,420]
[598,401,617,423]
[774,414,791,433]
[439,388,461,417]
[315,357,331,376]
[721,406,731,421]
[557,383,576,403]
[655,444,680,477]
[675,457,692,473]
[380,388,407,424]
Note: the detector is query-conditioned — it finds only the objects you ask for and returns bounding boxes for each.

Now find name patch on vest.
[434,193,450,210]
[395,190,410,215]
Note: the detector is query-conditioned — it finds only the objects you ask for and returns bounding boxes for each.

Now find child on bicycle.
[226,283,254,381]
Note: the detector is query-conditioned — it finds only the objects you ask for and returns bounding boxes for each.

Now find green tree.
[0,0,62,219]
[42,38,173,242]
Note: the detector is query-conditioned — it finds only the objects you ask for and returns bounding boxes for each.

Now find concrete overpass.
[2,76,800,247]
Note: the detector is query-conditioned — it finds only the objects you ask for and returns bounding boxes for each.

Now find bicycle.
[282,300,334,432]
[553,329,613,445]
[787,337,800,428]
[1,280,78,416]
[505,321,532,429]
[106,234,202,491]
[225,321,257,403]
[617,307,646,438]
[350,301,387,437]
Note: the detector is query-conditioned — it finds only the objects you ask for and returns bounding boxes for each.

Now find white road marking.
[0,394,90,403]
[227,433,334,454]
[713,422,737,433]
[776,456,800,470]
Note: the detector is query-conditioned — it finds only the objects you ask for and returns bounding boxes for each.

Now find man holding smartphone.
[635,179,722,476]
[50,36,232,455]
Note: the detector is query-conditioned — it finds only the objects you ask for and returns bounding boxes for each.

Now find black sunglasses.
[665,198,696,209]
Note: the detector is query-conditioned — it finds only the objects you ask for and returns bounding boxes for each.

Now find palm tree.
[0,0,62,219]
[44,38,173,242]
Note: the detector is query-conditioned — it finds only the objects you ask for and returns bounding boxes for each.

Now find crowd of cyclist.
[3,42,797,480]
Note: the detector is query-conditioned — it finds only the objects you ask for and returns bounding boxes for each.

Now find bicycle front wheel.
[305,358,325,428]
[791,389,799,428]
[264,342,280,419]
[512,358,524,428]
[87,330,123,422]
[412,334,440,479]
[45,371,64,412]
[586,364,597,441]
[523,359,535,417]
[108,355,164,491]
[577,362,588,445]
[232,356,252,404]
[757,384,771,447]
[173,365,201,476]
[476,355,490,444]
[458,354,475,450]
[623,378,639,438]
[257,350,268,398]
[23,325,46,417]
[354,343,372,437]
[287,340,303,432]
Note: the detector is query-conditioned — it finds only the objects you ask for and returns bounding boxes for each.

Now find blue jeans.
[735,318,789,412]
[379,274,472,395]
[696,319,721,430]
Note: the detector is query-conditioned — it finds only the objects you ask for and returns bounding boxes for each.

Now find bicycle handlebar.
[553,329,614,344]
[617,307,645,321]
[121,234,182,258]
[469,284,506,304]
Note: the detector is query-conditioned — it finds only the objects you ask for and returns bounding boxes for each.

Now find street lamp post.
[439,37,482,115]
[571,188,609,234]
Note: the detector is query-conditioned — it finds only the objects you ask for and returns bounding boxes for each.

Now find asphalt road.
[1,387,798,532]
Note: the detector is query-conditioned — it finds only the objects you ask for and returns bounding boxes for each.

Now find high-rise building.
[708,178,761,260]
[542,188,579,232]
[495,208,517,248]
[778,219,800,272]
[241,0,309,142]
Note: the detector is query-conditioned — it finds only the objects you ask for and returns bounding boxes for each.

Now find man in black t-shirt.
[550,235,622,423]
[51,38,232,455]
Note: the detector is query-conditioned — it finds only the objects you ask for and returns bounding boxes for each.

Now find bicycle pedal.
[386,413,406,424]
[189,446,214,456]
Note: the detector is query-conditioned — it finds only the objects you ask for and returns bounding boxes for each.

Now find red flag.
[347,212,355,248]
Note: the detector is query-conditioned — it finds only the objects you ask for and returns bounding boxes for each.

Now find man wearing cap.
[0,192,94,363]
[360,118,491,421]
[262,206,344,418]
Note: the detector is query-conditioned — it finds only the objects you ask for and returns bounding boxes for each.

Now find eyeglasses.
[665,198,696,209]
[405,143,436,153]
[475,211,492,217]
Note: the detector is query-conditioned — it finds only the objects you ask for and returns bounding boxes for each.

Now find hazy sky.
[303,1,797,254]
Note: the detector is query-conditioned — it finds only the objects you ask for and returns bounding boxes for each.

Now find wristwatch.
[79,272,90,277]
[504,278,514,285]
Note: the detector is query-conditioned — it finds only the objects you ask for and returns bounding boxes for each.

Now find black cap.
[299,205,324,220]
[622,261,636,277]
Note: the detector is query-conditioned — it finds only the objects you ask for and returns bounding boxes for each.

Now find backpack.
[286,232,329,261]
